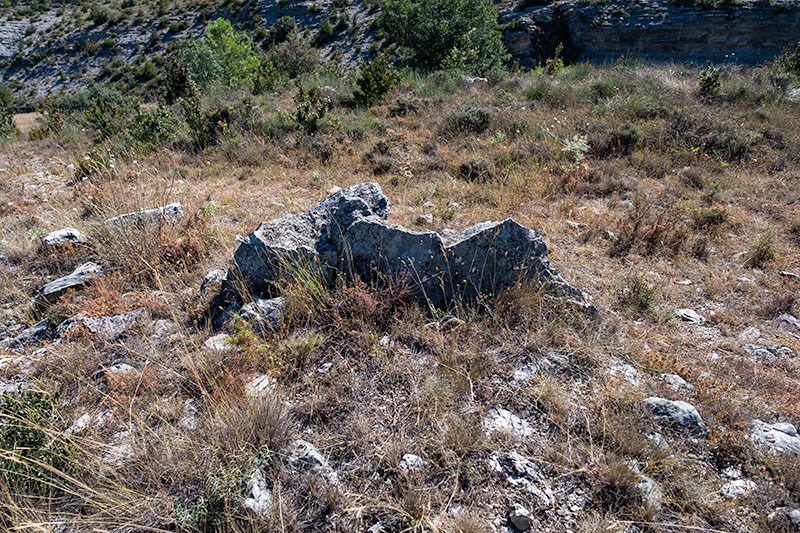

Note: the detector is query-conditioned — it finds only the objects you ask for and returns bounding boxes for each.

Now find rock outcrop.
[221,183,592,313]
[104,203,184,227]
[501,0,800,69]
[642,397,708,437]
[35,262,103,305]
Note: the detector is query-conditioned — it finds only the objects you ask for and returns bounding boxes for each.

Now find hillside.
[2,0,800,103]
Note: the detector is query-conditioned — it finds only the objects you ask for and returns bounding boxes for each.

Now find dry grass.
[1,63,799,531]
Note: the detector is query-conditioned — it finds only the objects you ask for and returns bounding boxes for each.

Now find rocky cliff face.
[501,0,800,68]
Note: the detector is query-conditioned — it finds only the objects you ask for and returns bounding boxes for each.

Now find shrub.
[443,105,492,135]
[312,19,334,47]
[0,391,73,492]
[129,105,177,148]
[268,15,297,45]
[744,231,775,269]
[269,31,319,78]
[616,275,657,314]
[294,85,327,135]
[354,54,399,107]
[691,207,728,230]
[378,0,508,74]
[84,94,128,138]
[0,85,17,138]
[698,64,722,98]
[181,94,229,149]
[90,4,109,25]
[774,41,800,76]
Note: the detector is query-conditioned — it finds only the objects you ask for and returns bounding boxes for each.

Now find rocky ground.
[1,63,800,531]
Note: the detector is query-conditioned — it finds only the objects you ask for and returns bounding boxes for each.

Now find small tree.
[354,55,399,107]
[698,64,722,98]
[0,85,17,138]
[378,0,508,74]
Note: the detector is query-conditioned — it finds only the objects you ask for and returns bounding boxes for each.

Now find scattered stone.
[398,453,428,472]
[738,326,761,342]
[488,452,554,506]
[723,466,742,479]
[675,279,692,285]
[104,203,184,227]
[237,297,285,335]
[508,503,534,531]
[92,363,136,382]
[42,227,87,248]
[788,509,800,526]
[317,362,333,373]
[642,397,708,437]
[776,314,800,337]
[57,308,149,343]
[721,479,756,499]
[245,374,275,397]
[513,360,550,382]
[743,344,794,360]
[565,219,584,229]
[225,183,593,314]
[286,439,338,484]
[103,431,133,466]
[0,318,56,352]
[366,523,385,533]
[636,474,664,509]
[423,201,435,209]
[608,362,642,386]
[243,468,273,519]
[778,271,799,280]
[675,308,705,324]
[661,373,694,392]
[180,398,202,431]
[35,262,103,305]
[749,420,800,456]
[483,408,534,440]
[204,333,233,352]
[416,213,433,225]
[200,269,227,294]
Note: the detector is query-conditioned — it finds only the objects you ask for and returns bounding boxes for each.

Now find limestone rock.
[238,297,285,335]
[35,262,103,305]
[204,333,234,352]
[483,408,534,440]
[200,269,227,294]
[225,183,592,313]
[398,453,428,472]
[0,318,56,352]
[508,503,534,531]
[743,344,795,360]
[721,479,756,499]
[57,308,149,343]
[243,468,273,519]
[104,203,184,227]
[42,227,87,248]
[286,439,338,485]
[642,397,707,437]
[489,451,554,506]
[750,420,800,456]
[675,308,704,324]
[661,373,694,392]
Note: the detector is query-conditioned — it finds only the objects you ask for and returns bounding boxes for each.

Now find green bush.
[181,94,229,149]
[354,55,399,107]
[699,64,722,98]
[84,94,128,139]
[312,19,334,47]
[0,85,17,138]
[0,391,73,492]
[378,0,508,74]
[268,16,297,45]
[775,41,800,76]
[172,18,280,94]
[269,32,319,78]
[294,85,327,135]
[130,105,177,148]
